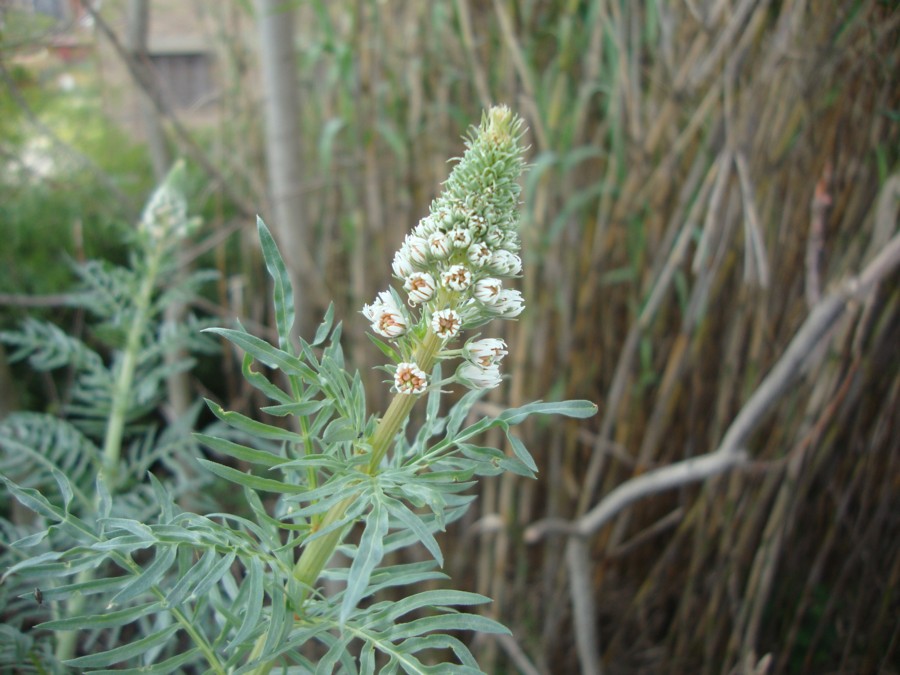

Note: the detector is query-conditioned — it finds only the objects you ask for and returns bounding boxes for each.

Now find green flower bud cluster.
[138,160,197,246]
[362,106,528,393]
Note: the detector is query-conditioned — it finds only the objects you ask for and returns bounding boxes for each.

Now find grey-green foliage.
[1,213,595,673]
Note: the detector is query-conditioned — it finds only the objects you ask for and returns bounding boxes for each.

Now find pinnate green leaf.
[499,399,598,425]
[64,624,180,668]
[197,458,306,494]
[341,499,389,624]
[195,433,284,467]
[37,601,160,630]
[258,216,295,352]
[227,555,264,650]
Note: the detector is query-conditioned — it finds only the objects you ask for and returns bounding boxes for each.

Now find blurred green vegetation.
[0,64,150,298]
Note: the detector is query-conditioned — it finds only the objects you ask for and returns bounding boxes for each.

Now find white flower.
[363,291,408,338]
[394,362,428,395]
[406,235,431,266]
[431,308,462,340]
[485,227,505,248]
[404,271,436,305]
[492,289,525,317]
[456,361,502,390]
[473,277,503,305]
[448,226,472,249]
[441,264,472,292]
[469,215,488,238]
[428,232,451,259]
[467,242,493,267]
[392,249,415,279]
[464,338,508,367]
[502,230,521,252]
[414,216,439,237]
[489,249,522,276]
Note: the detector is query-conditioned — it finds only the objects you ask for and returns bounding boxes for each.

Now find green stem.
[248,330,443,673]
[55,241,164,664]
[101,243,163,486]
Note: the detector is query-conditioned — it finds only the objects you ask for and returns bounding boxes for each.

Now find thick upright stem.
[55,241,163,663]
[248,331,443,673]
[290,330,442,591]
[101,244,162,486]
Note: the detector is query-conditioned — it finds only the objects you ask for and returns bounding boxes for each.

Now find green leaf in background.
[368,589,492,627]
[197,459,306,494]
[37,601,161,630]
[189,550,237,601]
[381,496,443,567]
[203,327,314,380]
[341,498,389,624]
[111,544,177,606]
[505,432,538,472]
[313,302,336,346]
[499,399,598,425]
[204,399,307,443]
[195,433,284,468]
[88,648,201,674]
[227,555,264,650]
[257,216,295,352]
[241,352,294,404]
[389,612,511,641]
[261,399,330,418]
[165,547,218,607]
[64,623,180,668]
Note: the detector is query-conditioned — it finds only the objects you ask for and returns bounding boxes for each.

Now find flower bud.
[441,264,472,292]
[491,289,525,317]
[405,235,430,266]
[484,227,505,248]
[489,249,522,276]
[474,277,503,305]
[431,308,462,340]
[448,226,473,249]
[363,291,408,338]
[428,232,451,259]
[464,337,508,367]
[456,361,503,390]
[392,250,415,279]
[404,272,436,305]
[394,362,428,395]
[467,242,493,267]
[414,216,439,237]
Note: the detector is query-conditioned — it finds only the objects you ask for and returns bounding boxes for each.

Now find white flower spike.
[363,105,528,393]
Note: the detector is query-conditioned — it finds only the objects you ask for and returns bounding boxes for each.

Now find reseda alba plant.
[1,106,595,673]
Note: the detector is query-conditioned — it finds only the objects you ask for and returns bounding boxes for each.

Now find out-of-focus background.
[1,1,897,673]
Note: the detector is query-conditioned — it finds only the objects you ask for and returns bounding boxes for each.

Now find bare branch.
[578,450,747,537]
